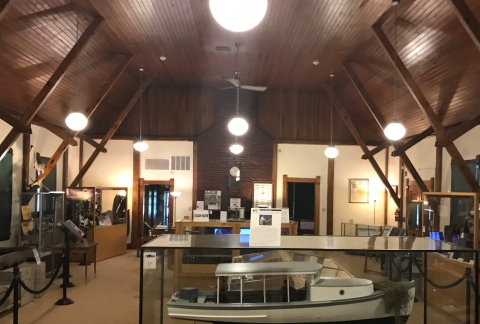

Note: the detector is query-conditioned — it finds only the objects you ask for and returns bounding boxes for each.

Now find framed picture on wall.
[253,182,273,208]
[348,179,369,203]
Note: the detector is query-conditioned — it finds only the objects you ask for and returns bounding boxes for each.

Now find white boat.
[167,261,415,323]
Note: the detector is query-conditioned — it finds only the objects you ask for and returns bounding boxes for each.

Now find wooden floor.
[0,250,464,324]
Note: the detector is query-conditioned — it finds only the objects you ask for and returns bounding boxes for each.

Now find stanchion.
[12,267,19,324]
[56,233,74,305]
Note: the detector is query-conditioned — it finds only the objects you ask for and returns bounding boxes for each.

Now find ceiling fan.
[221,42,267,92]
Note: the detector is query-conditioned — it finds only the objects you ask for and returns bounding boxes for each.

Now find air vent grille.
[145,158,169,170]
[171,156,191,171]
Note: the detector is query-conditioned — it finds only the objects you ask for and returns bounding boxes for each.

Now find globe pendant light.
[230,142,244,154]
[384,1,406,141]
[134,67,148,152]
[228,43,249,136]
[65,9,87,131]
[325,74,339,159]
[209,0,268,32]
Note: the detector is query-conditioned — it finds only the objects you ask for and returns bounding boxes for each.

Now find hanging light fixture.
[134,68,148,152]
[65,9,87,131]
[229,141,244,154]
[228,43,249,136]
[325,74,339,159]
[384,0,406,141]
[209,0,268,32]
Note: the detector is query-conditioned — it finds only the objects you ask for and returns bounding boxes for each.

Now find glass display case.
[140,235,479,324]
[20,191,64,255]
[341,223,383,237]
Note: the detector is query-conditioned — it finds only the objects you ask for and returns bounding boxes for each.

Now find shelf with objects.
[19,191,64,257]
[66,187,128,262]
[140,235,479,324]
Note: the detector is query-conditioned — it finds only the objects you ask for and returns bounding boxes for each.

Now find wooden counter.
[91,224,127,261]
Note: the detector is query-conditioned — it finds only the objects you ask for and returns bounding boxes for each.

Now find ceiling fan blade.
[220,86,236,91]
[240,85,267,92]
[221,77,239,87]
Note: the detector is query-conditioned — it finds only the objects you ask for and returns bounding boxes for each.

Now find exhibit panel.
[140,235,479,324]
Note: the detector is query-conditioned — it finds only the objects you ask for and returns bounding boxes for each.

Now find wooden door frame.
[282,175,320,236]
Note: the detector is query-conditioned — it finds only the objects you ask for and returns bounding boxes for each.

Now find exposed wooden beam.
[342,61,433,196]
[372,24,479,192]
[434,144,442,232]
[447,0,480,50]
[0,16,103,159]
[0,0,13,22]
[75,132,106,153]
[34,116,77,146]
[391,127,434,157]
[436,113,480,147]
[322,82,401,207]
[79,139,83,187]
[62,147,68,190]
[374,0,416,27]
[361,141,390,160]
[0,109,31,134]
[70,77,153,187]
[130,148,140,249]
[326,158,334,235]
[383,147,389,226]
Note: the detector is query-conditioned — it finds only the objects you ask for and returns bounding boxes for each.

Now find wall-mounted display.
[205,190,221,210]
[253,182,273,207]
[348,179,369,203]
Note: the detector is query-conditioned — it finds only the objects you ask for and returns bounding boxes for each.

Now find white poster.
[193,210,209,222]
[196,201,204,210]
[249,208,282,247]
[281,208,290,223]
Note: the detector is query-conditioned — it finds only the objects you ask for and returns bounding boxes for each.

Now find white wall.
[140,141,193,223]
[276,143,395,235]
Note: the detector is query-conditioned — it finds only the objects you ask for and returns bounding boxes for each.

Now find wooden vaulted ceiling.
[1,0,480,143]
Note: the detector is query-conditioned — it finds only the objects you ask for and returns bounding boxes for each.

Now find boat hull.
[168,282,415,323]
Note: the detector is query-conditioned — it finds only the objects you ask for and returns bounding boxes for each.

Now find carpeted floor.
[0,250,461,324]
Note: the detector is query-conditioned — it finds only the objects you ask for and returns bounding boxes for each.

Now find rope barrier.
[18,255,64,295]
[0,279,15,307]
[413,256,469,289]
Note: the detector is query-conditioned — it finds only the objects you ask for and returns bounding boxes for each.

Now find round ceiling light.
[230,143,244,154]
[384,120,406,141]
[228,117,249,136]
[324,146,339,159]
[65,111,88,131]
[209,0,268,32]
[133,140,148,152]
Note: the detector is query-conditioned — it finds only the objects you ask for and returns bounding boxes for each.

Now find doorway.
[282,176,320,235]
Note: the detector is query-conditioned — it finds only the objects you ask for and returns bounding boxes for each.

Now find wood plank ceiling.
[0,0,480,142]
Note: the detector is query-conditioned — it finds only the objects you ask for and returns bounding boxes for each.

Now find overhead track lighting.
[325,74,339,159]
[209,0,268,32]
[134,67,148,152]
[384,0,406,141]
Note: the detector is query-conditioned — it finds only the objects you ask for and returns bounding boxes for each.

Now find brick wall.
[196,89,274,214]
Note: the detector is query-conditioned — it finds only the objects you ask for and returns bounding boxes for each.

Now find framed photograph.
[252,181,273,208]
[348,179,369,203]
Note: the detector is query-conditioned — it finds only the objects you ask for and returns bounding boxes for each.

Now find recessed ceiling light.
[313,60,319,65]
[159,56,166,61]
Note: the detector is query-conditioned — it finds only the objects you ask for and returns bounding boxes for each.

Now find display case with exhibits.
[20,191,64,255]
[140,235,479,324]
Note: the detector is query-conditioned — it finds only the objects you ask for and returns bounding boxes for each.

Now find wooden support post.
[399,161,404,228]
[70,77,153,187]
[0,0,13,22]
[0,16,103,159]
[76,133,106,153]
[446,0,480,51]
[0,109,31,134]
[62,147,68,191]
[434,145,443,232]
[322,83,401,208]
[372,24,479,192]
[436,113,480,147]
[21,133,30,192]
[192,141,198,210]
[131,148,140,249]
[327,158,334,235]
[361,141,390,160]
[391,127,434,157]
[78,139,83,187]
[384,146,389,226]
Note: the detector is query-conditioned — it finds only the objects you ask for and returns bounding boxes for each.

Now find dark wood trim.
[398,161,404,228]
[327,159,334,235]
[62,146,68,191]
[34,116,77,146]
[391,127,434,157]
[315,176,320,236]
[169,178,175,229]
[130,148,140,250]
[273,139,383,146]
[447,0,480,50]
[78,139,83,187]
[70,77,153,187]
[372,23,479,192]
[0,0,13,22]
[272,143,278,208]
[373,0,415,27]
[282,175,288,208]
[0,109,31,134]
[434,145,443,232]
[436,113,480,147]
[192,141,198,211]
[342,61,430,200]
[384,147,389,226]
[86,134,195,141]
[76,133,106,153]
[322,82,401,207]
[21,133,30,192]
[0,16,103,159]
[361,141,390,160]
[137,177,145,247]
